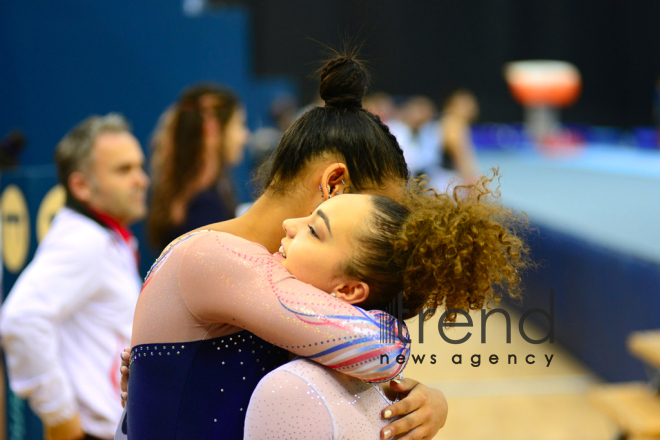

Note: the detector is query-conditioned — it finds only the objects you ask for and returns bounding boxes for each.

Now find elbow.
[1,315,24,353]
[0,306,19,341]
[0,308,51,350]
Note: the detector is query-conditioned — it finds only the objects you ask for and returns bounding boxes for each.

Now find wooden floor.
[403,305,619,440]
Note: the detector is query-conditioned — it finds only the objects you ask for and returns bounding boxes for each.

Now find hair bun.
[319,52,369,110]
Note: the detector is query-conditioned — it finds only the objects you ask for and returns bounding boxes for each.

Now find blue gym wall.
[0,0,294,183]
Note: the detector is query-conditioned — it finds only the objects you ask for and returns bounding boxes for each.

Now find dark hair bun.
[319,52,370,109]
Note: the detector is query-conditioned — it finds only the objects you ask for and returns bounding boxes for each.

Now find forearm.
[180,232,411,382]
[214,285,410,382]
[454,144,479,181]
[444,124,479,181]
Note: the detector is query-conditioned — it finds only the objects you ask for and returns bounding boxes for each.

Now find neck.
[91,207,128,230]
[209,192,309,254]
[66,195,131,238]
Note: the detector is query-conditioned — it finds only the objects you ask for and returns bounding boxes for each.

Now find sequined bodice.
[126,230,410,439]
[127,331,289,439]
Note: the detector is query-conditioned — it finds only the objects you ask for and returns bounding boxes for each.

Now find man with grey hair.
[1,114,149,440]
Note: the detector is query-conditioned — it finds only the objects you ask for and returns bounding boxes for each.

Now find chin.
[125,210,146,224]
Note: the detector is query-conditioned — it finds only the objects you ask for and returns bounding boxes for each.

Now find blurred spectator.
[1,114,149,440]
[438,89,480,185]
[249,93,298,169]
[388,91,480,190]
[363,92,398,123]
[147,83,249,252]
[387,95,440,176]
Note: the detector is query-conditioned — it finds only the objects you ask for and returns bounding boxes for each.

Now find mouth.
[279,245,287,259]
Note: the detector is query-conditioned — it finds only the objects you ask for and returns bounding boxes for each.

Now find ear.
[68,171,93,204]
[320,163,350,200]
[333,280,370,305]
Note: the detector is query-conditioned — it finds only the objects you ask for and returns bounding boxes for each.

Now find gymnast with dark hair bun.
[119,49,528,440]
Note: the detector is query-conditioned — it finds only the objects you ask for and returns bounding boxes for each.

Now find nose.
[282,218,296,238]
[137,168,150,189]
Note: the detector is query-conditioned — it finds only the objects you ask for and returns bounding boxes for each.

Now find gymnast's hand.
[120,349,130,407]
[380,378,448,440]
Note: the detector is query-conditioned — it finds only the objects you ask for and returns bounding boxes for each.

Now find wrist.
[44,413,85,440]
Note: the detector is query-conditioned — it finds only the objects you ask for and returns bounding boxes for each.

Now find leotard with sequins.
[245,358,401,439]
[126,230,410,439]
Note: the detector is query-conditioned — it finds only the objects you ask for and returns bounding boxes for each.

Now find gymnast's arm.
[178,231,410,383]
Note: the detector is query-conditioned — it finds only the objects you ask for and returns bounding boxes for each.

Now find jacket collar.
[65,195,133,244]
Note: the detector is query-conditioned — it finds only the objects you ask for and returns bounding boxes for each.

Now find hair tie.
[325,95,362,109]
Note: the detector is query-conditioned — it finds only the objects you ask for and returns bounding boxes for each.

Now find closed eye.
[308,225,319,239]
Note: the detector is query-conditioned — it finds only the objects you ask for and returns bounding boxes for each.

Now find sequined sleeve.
[178,231,410,383]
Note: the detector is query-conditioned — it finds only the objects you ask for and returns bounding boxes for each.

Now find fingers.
[381,380,432,439]
[120,365,129,388]
[120,350,130,399]
[121,349,130,368]
[120,349,131,406]
[393,426,431,440]
[381,383,426,420]
[380,408,430,439]
[388,377,419,393]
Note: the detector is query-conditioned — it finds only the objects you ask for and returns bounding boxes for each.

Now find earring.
[331,293,337,298]
[319,185,323,191]
[341,179,346,185]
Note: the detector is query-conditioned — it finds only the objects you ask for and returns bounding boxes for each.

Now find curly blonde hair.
[343,169,532,322]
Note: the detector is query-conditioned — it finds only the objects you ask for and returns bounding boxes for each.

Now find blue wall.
[0,1,294,171]
[508,223,660,383]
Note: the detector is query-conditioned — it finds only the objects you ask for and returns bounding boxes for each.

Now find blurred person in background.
[388,91,480,191]
[387,96,439,176]
[363,92,398,123]
[1,114,149,440]
[147,83,249,252]
[249,93,298,170]
[437,89,480,187]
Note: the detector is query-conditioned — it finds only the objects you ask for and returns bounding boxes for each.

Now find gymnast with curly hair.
[244,171,531,440]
